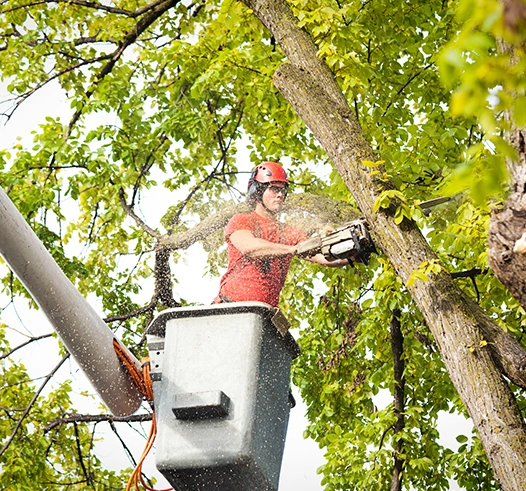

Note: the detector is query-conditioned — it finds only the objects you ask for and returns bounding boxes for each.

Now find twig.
[130,134,169,206]
[108,420,138,468]
[451,268,486,302]
[118,188,161,239]
[3,54,112,122]
[168,173,217,231]
[382,63,434,117]
[0,353,70,457]
[0,333,54,360]
[451,268,485,279]
[73,422,91,484]
[104,296,158,323]
[66,0,180,136]
[389,310,405,491]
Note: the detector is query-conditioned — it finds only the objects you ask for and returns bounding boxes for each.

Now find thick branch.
[243,0,526,486]
[274,58,526,491]
[488,129,526,309]
[44,412,153,433]
[273,62,526,382]
[488,6,526,311]
[160,201,250,251]
[159,194,360,251]
[153,246,180,308]
[242,0,348,110]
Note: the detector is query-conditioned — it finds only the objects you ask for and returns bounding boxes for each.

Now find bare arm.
[229,230,295,258]
[230,230,349,267]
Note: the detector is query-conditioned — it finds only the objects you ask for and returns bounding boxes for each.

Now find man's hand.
[305,253,349,268]
[294,235,350,268]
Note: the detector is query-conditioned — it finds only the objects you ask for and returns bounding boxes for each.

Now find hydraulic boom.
[0,187,142,416]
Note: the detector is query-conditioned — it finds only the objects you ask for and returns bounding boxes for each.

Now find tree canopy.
[1,0,526,490]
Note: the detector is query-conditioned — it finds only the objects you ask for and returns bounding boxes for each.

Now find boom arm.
[0,188,143,416]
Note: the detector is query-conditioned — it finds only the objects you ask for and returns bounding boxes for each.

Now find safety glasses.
[266,185,288,197]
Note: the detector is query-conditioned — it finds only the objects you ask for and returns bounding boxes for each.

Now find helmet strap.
[261,201,278,216]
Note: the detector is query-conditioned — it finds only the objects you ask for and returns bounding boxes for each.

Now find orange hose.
[112,339,153,401]
[113,340,172,491]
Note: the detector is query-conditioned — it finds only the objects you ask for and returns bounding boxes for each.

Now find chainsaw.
[295,220,376,265]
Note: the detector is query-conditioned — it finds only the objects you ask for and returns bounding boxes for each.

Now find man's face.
[262,182,288,213]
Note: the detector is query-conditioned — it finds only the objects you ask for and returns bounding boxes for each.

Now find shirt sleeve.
[224,213,255,242]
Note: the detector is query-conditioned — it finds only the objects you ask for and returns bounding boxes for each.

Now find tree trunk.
[243,0,526,488]
[488,158,526,309]
[488,35,526,310]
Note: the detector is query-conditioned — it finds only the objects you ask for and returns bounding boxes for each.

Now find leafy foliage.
[0,330,130,489]
[0,0,525,489]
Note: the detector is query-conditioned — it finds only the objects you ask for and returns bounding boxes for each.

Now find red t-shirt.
[216,212,308,307]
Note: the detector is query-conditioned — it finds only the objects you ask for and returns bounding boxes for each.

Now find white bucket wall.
[0,187,142,416]
[147,303,300,491]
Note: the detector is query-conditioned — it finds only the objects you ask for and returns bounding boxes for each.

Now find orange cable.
[112,340,152,401]
[113,340,172,491]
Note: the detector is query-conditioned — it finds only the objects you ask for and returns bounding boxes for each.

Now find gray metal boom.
[0,187,142,416]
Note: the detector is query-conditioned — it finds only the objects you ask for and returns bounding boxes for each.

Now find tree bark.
[242,0,526,488]
[488,34,526,310]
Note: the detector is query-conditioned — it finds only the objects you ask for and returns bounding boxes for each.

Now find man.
[214,161,348,308]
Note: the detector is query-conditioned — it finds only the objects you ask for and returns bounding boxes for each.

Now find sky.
[0,77,470,490]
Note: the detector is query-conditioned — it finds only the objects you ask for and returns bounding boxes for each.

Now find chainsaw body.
[295,220,376,265]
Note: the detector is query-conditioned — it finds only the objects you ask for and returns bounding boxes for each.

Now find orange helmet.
[247,162,288,205]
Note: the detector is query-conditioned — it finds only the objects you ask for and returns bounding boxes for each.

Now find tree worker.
[214,161,348,308]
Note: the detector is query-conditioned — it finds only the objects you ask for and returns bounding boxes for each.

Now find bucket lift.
[146,303,299,491]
